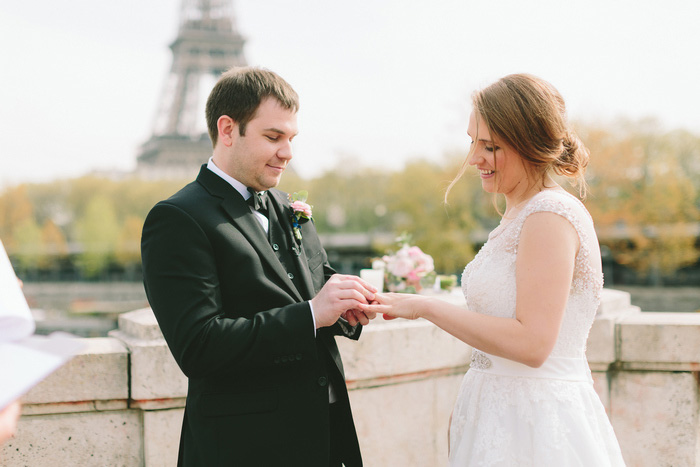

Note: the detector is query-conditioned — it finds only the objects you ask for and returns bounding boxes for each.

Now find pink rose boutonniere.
[289,190,313,241]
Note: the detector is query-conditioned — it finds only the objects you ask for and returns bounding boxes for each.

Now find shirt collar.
[206,156,256,201]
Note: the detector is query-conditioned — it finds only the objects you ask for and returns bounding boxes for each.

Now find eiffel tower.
[136,0,247,180]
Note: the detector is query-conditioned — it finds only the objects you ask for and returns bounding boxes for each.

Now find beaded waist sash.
[469,350,593,383]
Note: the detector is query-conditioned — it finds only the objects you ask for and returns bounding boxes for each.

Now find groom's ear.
[217,115,238,147]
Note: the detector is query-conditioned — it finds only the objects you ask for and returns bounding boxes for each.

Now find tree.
[384,156,481,274]
[1,119,697,283]
[0,185,35,252]
[74,195,120,278]
[292,156,392,234]
[39,219,68,270]
[582,119,700,283]
[115,215,145,271]
[11,217,42,272]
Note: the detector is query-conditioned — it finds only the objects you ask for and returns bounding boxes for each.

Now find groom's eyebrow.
[264,127,298,137]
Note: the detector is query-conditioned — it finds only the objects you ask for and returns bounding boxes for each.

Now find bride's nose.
[467,147,480,166]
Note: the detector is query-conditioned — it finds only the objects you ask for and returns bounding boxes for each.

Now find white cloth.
[449,190,625,466]
[0,239,35,341]
[469,352,592,383]
[0,239,84,409]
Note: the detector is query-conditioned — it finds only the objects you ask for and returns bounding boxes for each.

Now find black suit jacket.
[141,166,362,466]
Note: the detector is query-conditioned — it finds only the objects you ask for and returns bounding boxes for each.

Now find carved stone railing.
[2,289,699,466]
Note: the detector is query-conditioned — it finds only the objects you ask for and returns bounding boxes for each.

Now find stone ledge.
[131,397,186,411]
[587,314,618,365]
[4,287,700,466]
[143,408,184,467]
[348,372,462,466]
[21,337,128,409]
[620,362,700,372]
[587,289,641,365]
[109,323,187,401]
[21,399,128,416]
[346,365,469,390]
[336,318,472,382]
[598,288,639,314]
[116,307,164,340]
[618,312,700,364]
[611,371,700,466]
[4,410,143,466]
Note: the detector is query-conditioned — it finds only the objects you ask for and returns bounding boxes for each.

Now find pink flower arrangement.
[382,235,435,293]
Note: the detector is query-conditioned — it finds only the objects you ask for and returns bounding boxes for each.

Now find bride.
[360,74,626,466]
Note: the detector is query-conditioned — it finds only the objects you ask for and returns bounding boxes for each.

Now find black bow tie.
[247,188,268,215]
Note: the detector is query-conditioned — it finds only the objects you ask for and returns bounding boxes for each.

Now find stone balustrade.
[2,289,700,466]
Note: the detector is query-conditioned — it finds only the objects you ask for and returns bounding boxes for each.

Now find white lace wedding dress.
[449,190,625,466]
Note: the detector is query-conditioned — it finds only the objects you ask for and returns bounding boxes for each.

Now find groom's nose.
[276,137,293,160]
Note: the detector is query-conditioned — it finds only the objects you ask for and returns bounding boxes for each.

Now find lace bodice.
[451,190,625,466]
[461,190,603,358]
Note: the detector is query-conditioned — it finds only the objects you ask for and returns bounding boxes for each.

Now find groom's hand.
[341,308,377,327]
[311,274,377,329]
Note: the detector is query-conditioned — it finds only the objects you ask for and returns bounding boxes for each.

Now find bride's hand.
[360,293,430,320]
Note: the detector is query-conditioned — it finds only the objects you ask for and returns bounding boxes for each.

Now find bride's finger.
[358,303,397,320]
[372,292,405,305]
[358,303,391,315]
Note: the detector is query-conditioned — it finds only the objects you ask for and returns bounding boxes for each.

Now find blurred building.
[136,0,246,180]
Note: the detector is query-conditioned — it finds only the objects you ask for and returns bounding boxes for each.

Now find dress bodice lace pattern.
[449,190,625,466]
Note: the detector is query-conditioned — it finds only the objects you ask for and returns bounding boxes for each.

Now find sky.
[1,0,699,188]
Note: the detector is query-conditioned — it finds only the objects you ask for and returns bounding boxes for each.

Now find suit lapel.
[196,167,303,302]
[267,191,317,301]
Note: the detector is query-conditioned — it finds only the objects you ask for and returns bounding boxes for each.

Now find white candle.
[360,268,384,292]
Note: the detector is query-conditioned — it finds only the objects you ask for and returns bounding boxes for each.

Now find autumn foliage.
[1,119,698,283]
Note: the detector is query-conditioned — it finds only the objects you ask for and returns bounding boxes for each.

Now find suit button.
[295,353,302,361]
[281,356,288,363]
[274,357,280,364]
[288,273,294,279]
[272,243,280,251]
[317,376,328,387]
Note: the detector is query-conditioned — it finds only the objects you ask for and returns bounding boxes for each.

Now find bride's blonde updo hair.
[448,73,589,198]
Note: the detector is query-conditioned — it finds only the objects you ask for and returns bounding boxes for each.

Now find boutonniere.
[289,190,313,241]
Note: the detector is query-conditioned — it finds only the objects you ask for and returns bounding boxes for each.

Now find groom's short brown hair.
[205,67,299,146]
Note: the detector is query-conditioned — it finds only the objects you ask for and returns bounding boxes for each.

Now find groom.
[141,67,376,466]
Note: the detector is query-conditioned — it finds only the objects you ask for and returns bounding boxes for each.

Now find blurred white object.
[0,239,83,410]
[360,268,384,293]
[0,239,35,341]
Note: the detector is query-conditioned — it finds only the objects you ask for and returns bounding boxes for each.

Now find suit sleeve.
[141,202,317,379]
[308,223,362,341]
